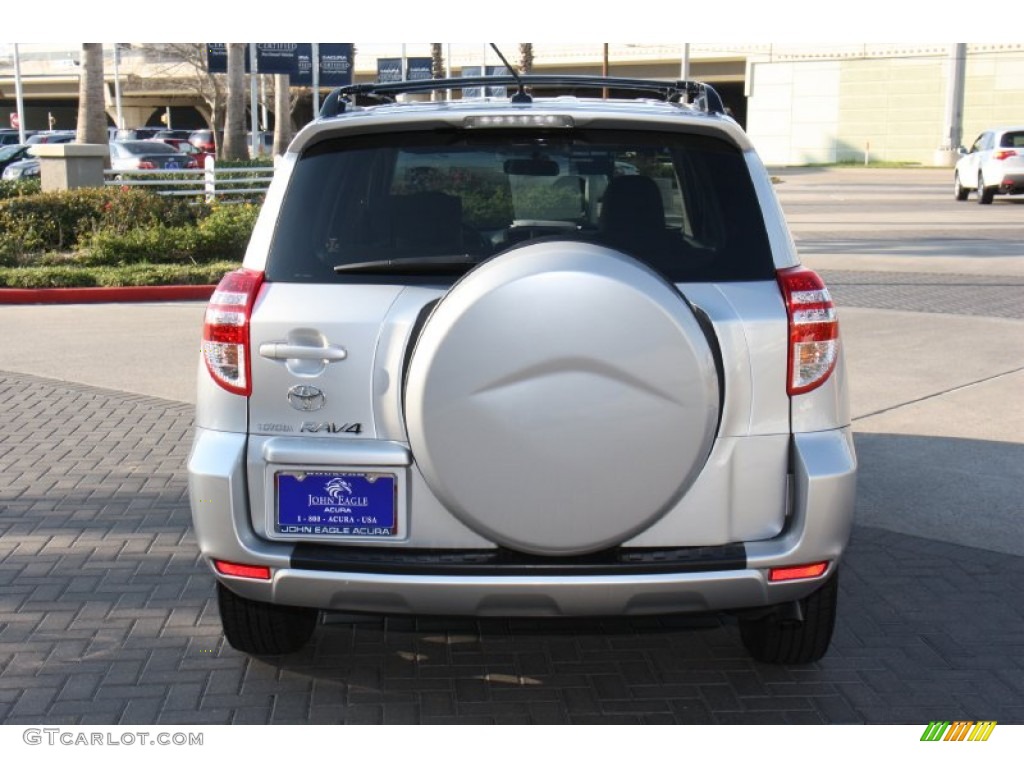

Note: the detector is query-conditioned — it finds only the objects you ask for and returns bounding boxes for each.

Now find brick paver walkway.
[1,370,1022,724]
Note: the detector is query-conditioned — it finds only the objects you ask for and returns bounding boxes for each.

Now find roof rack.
[319,75,726,119]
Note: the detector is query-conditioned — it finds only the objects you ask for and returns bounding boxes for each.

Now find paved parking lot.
[1,168,1022,724]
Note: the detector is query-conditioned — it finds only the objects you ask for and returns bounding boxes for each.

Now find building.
[1,43,1021,165]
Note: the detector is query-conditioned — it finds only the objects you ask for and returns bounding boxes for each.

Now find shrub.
[192,203,259,261]
[0,179,41,200]
[80,226,201,266]
[0,261,239,288]
[81,203,257,266]
[0,187,198,257]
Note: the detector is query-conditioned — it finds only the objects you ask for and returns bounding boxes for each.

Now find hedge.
[0,261,241,288]
[0,186,258,274]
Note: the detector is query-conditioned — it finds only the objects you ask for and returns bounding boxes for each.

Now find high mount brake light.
[777,266,839,396]
[202,268,264,396]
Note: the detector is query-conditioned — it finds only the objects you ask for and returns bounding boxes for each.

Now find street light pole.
[312,42,320,118]
[249,44,259,158]
[935,43,967,167]
[112,43,124,130]
[13,43,26,143]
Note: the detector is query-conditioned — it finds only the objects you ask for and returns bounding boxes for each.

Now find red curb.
[0,285,216,305]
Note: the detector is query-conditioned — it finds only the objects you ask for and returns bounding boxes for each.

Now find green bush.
[0,261,239,288]
[81,202,258,266]
[218,159,274,169]
[0,179,41,200]
[0,265,101,288]
[0,187,199,259]
[80,226,200,266]
[193,203,259,260]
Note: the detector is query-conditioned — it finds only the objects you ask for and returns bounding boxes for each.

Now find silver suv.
[188,73,856,664]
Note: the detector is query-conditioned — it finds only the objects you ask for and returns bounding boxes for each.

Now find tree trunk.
[430,43,445,101]
[273,74,292,156]
[519,43,534,75]
[76,43,108,145]
[222,43,248,161]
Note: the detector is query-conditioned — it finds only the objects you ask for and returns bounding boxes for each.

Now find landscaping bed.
[0,182,254,288]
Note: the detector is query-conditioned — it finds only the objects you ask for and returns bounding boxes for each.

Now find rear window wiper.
[333,254,488,274]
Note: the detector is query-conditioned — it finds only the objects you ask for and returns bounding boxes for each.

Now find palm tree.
[430,43,445,101]
[75,44,107,145]
[222,43,248,161]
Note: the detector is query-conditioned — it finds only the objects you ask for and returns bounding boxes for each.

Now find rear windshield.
[114,141,177,155]
[1000,131,1024,148]
[267,128,775,283]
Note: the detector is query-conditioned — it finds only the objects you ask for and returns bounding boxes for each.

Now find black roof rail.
[319,75,726,119]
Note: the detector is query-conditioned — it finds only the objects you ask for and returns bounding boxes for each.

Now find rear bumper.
[188,427,856,616]
[998,174,1024,194]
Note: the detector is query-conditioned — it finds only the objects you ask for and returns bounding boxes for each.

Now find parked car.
[188,129,219,154]
[25,131,75,145]
[0,144,33,174]
[189,74,856,664]
[152,129,193,141]
[155,137,214,167]
[0,129,29,146]
[1,156,40,180]
[109,140,198,171]
[114,127,163,142]
[954,126,1024,204]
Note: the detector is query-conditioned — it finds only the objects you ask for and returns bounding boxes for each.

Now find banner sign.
[207,43,352,86]
[377,58,402,83]
[406,57,433,81]
[254,43,300,74]
[206,43,236,74]
[377,56,435,83]
[294,44,353,87]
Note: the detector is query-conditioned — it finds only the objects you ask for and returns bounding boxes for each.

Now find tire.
[217,582,319,655]
[954,172,969,201]
[404,242,720,555]
[978,173,995,205]
[739,570,838,664]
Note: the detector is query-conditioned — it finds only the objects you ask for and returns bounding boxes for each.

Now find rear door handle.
[258,342,348,362]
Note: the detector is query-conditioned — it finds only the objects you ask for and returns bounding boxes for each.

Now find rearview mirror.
[504,158,559,176]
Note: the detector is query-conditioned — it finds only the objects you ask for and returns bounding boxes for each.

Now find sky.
[9,0,973,45]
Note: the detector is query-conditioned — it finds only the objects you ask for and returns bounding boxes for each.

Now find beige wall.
[837,56,945,164]
[963,49,1024,144]
[747,45,1024,166]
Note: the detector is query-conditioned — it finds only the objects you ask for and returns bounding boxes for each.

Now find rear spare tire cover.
[405,242,719,555]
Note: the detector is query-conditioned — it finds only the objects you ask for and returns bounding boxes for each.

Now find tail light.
[777,266,839,395]
[213,560,272,580]
[993,150,1017,161]
[137,160,156,169]
[769,561,829,582]
[185,158,198,169]
[202,268,264,395]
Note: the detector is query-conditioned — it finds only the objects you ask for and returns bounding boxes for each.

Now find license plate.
[275,471,397,538]
[165,161,179,169]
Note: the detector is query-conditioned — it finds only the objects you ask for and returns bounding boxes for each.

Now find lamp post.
[112,43,124,130]
[13,43,26,142]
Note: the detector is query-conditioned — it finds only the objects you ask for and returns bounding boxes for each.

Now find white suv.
[189,73,856,664]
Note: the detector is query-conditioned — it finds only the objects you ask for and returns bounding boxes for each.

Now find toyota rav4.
[188,71,856,664]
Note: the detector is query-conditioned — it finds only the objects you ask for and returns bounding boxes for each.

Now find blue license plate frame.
[275,471,398,538]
